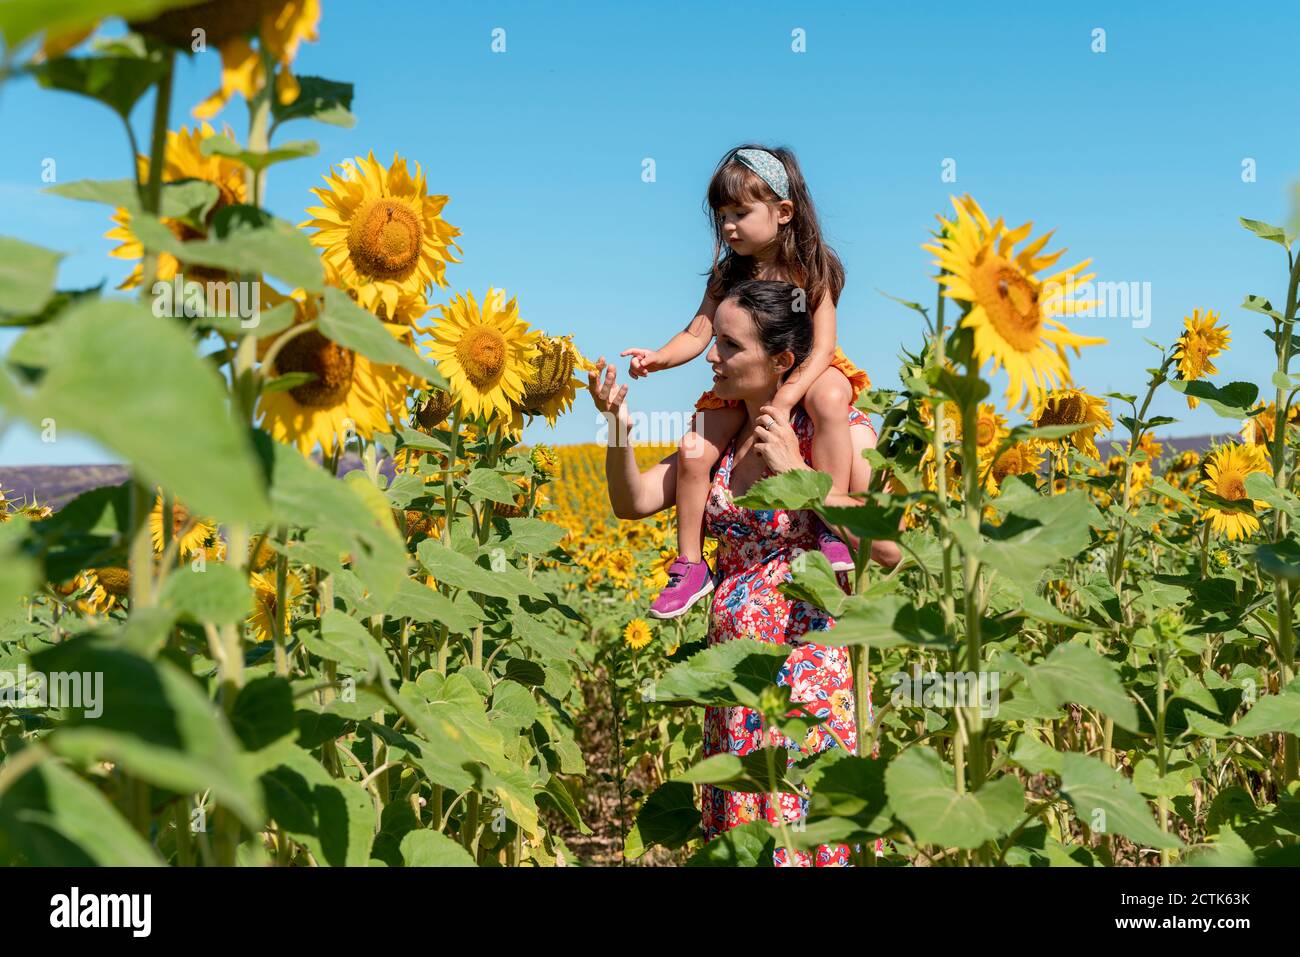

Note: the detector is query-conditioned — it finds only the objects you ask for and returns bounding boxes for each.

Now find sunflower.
[1109,454,1152,498]
[1032,388,1113,460]
[248,570,305,643]
[973,404,1009,468]
[255,288,417,456]
[55,570,117,617]
[149,494,217,557]
[302,152,462,319]
[923,195,1106,411]
[105,123,246,290]
[1172,308,1230,410]
[132,1,322,120]
[1137,431,1164,467]
[988,442,1045,494]
[606,547,638,584]
[397,508,444,541]
[64,566,132,615]
[1241,401,1300,449]
[518,335,596,426]
[915,398,961,495]
[623,618,653,651]
[415,387,456,430]
[423,288,542,428]
[1168,450,1200,473]
[1199,443,1271,541]
[331,261,429,325]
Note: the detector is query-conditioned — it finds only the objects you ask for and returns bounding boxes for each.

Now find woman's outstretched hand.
[752,404,808,475]
[588,357,630,444]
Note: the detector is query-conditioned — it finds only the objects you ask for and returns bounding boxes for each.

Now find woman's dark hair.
[703,144,845,312]
[723,280,811,381]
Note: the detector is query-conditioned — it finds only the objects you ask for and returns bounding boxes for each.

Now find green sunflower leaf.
[317,287,447,387]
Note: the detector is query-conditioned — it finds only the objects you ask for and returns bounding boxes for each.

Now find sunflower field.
[1,0,1299,869]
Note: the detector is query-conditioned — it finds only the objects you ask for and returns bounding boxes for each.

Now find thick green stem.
[959,381,987,797]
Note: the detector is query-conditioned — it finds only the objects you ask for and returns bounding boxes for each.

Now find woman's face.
[705,300,788,400]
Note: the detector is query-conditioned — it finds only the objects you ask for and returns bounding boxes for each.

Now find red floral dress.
[699,405,881,866]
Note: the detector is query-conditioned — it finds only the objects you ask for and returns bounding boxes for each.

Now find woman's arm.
[589,358,680,519]
[769,292,836,412]
[621,292,720,379]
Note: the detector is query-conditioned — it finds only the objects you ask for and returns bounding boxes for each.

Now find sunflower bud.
[530,444,559,480]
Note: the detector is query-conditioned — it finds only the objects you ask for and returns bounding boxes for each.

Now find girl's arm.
[589,358,680,518]
[621,291,720,379]
[770,292,836,412]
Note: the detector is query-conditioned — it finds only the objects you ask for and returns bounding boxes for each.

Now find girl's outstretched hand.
[588,357,630,443]
[620,347,663,379]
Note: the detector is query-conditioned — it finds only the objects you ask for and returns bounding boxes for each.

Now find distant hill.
[1,435,1235,513]
[0,451,394,512]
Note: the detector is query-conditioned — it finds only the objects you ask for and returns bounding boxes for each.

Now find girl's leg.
[676,405,746,561]
[804,368,855,493]
[848,421,902,570]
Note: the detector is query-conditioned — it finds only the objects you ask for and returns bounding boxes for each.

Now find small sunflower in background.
[423,288,542,429]
[987,442,1045,494]
[1241,401,1300,449]
[923,194,1106,412]
[255,288,415,456]
[1031,387,1114,461]
[973,404,1009,473]
[248,570,305,643]
[61,567,132,616]
[623,618,653,652]
[1137,432,1164,467]
[1172,309,1231,409]
[55,570,119,617]
[105,123,246,290]
[149,493,217,557]
[1199,443,1271,541]
[1167,450,1201,474]
[302,152,461,320]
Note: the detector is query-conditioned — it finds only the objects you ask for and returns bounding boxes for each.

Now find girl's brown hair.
[703,144,844,312]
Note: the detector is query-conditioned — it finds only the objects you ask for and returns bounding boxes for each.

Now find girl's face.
[705,299,792,400]
[716,198,793,256]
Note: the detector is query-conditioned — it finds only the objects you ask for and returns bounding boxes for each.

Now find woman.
[589,279,901,866]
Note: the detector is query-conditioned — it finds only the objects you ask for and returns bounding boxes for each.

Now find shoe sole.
[648,579,715,620]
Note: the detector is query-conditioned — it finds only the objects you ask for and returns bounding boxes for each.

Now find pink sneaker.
[818,529,854,572]
[648,557,714,619]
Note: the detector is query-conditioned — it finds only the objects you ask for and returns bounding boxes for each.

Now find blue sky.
[2,0,1298,465]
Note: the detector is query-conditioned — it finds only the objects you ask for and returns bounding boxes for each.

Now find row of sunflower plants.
[529,446,707,860]
[0,1,596,866]
[621,195,1300,866]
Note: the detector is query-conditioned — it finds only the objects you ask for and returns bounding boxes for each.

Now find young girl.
[622,144,871,619]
